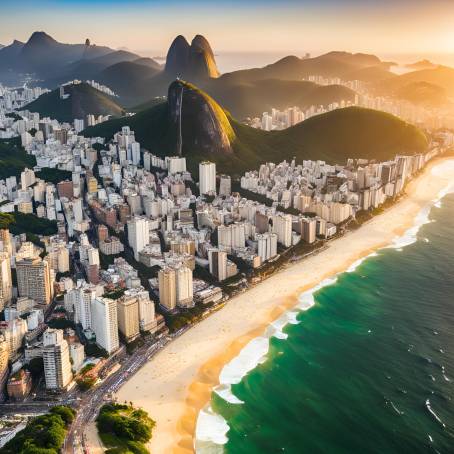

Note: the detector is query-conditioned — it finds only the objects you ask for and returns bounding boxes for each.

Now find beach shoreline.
[116,156,454,454]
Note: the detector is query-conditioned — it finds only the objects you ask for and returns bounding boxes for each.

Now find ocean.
[195,189,454,453]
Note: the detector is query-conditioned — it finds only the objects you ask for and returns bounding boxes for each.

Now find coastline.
[116,156,454,454]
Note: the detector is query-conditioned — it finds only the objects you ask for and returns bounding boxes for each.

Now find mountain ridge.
[83,81,427,175]
[23,82,125,123]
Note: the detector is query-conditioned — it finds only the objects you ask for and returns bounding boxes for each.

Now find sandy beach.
[116,156,454,454]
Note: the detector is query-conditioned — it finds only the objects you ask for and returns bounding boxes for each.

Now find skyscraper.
[199,161,216,195]
[0,252,12,312]
[272,213,292,247]
[208,248,228,281]
[0,335,9,401]
[16,257,53,305]
[42,328,73,390]
[219,174,231,196]
[91,297,119,354]
[127,216,150,260]
[158,267,177,312]
[138,292,157,333]
[175,265,194,308]
[117,295,140,341]
[0,229,12,257]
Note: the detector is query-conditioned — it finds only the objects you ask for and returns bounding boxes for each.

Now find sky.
[1,0,454,59]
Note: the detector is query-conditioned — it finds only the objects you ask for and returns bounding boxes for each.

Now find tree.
[50,406,76,426]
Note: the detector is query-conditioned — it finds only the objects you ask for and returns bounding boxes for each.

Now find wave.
[425,399,446,428]
[197,276,339,451]
[346,252,378,273]
[194,169,454,452]
[386,176,454,251]
[195,405,229,453]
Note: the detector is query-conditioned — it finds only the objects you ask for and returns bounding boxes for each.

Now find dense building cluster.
[0,77,450,404]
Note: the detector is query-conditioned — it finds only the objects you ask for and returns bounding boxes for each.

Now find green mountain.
[201,78,356,119]
[23,82,125,123]
[83,81,427,176]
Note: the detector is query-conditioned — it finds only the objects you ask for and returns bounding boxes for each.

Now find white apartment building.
[199,161,216,195]
[167,156,187,175]
[272,213,292,247]
[127,216,150,260]
[176,265,194,308]
[42,328,73,390]
[256,232,278,262]
[91,297,119,354]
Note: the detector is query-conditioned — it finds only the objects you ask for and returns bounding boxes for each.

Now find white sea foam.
[214,384,244,404]
[346,252,379,273]
[195,174,454,452]
[425,399,446,428]
[387,204,432,250]
[195,405,230,452]
[387,180,454,251]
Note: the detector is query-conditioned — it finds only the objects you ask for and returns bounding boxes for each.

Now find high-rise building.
[137,292,157,333]
[219,175,231,196]
[0,319,27,355]
[42,328,73,390]
[167,156,187,175]
[46,238,70,273]
[0,252,12,312]
[20,168,36,189]
[74,288,96,330]
[158,267,177,312]
[0,229,12,257]
[256,233,278,262]
[199,161,216,195]
[117,295,140,341]
[74,119,84,133]
[328,203,352,225]
[175,265,194,308]
[91,297,119,353]
[69,343,85,372]
[16,257,53,304]
[127,216,150,260]
[0,335,9,401]
[272,213,292,247]
[302,218,317,244]
[208,248,228,281]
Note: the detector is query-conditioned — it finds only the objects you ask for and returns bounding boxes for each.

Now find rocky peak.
[165,34,219,79]
[167,80,233,156]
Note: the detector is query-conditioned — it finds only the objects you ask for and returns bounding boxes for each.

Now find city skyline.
[1,0,454,59]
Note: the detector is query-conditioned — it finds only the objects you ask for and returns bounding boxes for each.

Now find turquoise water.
[199,192,454,453]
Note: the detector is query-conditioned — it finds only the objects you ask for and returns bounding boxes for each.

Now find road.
[63,335,170,454]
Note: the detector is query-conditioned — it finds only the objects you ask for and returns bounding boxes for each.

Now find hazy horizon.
[1,0,454,62]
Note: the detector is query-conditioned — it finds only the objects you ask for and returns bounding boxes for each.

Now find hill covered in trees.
[84,81,427,176]
[23,82,124,123]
